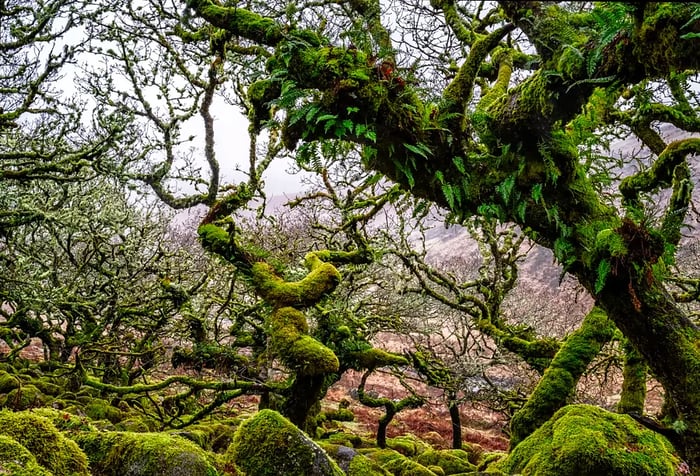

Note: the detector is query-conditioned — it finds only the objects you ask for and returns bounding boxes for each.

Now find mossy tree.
[169,1,700,468]
[76,0,700,470]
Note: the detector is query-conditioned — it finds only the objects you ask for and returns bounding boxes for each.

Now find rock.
[226,409,344,476]
[75,431,219,476]
[0,409,90,475]
[497,404,682,475]
[0,433,53,475]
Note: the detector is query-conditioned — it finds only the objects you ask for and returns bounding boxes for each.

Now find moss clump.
[349,348,408,370]
[31,407,97,433]
[509,307,615,448]
[380,457,439,476]
[115,418,151,433]
[415,449,477,475]
[170,422,236,454]
[320,444,390,475]
[1,384,48,410]
[32,379,62,396]
[0,410,89,475]
[323,408,355,422]
[270,307,340,376]
[76,431,219,476]
[0,370,20,393]
[323,431,363,448]
[84,398,125,424]
[0,434,54,476]
[347,452,391,475]
[386,434,431,456]
[226,409,344,476]
[476,451,506,471]
[251,261,341,308]
[500,404,680,475]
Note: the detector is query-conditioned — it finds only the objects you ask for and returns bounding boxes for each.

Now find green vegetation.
[497,404,680,475]
[3,0,700,474]
[76,431,220,476]
[0,410,90,476]
[226,409,344,476]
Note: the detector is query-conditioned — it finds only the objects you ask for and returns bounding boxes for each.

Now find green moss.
[247,79,281,131]
[361,448,404,464]
[320,444,390,475]
[385,434,431,457]
[197,224,232,257]
[2,384,48,410]
[509,307,615,448]
[0,434,54,476]
[115,418,152,433]
[477,451,506,471]
[349,348,408,370]
[634,3,700,75]
[191,0,285,46]
[0,370,20,393]
[226,409,344,476]
[500,404,680,475]
[170,423,236,454]
[270,307,339,376]
[252,261,341,307]
[347,452,391,475]
[380,457,439,476]
[31,408,97,433]
[323,408,354,422]
[618,341,648,414]
[76,431,219,476]
[85,398,124,424]
[415,449,477,475]
[323,431,363,448]
[0,410,89,475]
[32,379,62,396]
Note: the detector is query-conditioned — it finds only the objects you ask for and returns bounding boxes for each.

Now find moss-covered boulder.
[415,449,477,474]
[1,384,48,410]
[0,434,54,476]
[0,370,20,394]
[226,409,344,476]
[498,404,681,475]
[321,444,390,475]
[75,431,220,476]
[84,398,124,424]
[32,379,62,396]
[380,456,439,476]
[170,422,237,454]
[0,410,90,475]
[30,407,97,433]
[386,433,431,456]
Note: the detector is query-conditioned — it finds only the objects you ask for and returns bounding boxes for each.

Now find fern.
[595,259,611,294]
[404,142,432,159]
[452,156,466,174]
[588,3,635,77]
[442,183,455,209]
[496,175,516,204]
[393,159,415,188]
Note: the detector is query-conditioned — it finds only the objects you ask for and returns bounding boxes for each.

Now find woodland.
[2,0,700,475]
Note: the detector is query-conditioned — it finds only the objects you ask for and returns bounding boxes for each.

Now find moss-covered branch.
[83,374,267,395]
[509,306,615,449]
[185,0,289,46]
[617,340,647,415]
[620,138,700,204]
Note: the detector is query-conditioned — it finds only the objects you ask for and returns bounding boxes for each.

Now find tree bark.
[617,339,647,415]
[448,397,462,450]
[596,271,700,470]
